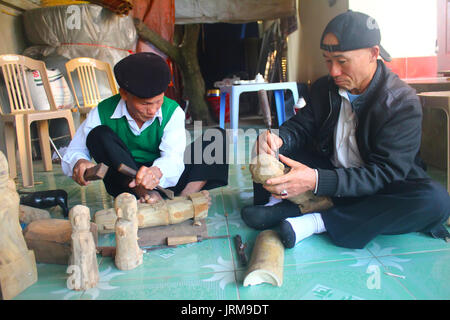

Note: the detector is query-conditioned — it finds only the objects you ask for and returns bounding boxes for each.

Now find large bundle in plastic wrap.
[23,4,137,69]
[23,4,137,107]
[19,4,137,152]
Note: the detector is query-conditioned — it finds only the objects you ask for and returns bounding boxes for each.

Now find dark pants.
[253,151,450,249]
[86,125,229,198]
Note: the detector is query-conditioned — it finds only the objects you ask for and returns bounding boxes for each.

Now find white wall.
[287,0,301,82]
[293,0,349,83]
[349,0,437,58]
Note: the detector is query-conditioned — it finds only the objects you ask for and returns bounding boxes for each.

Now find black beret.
[114,52,171,99]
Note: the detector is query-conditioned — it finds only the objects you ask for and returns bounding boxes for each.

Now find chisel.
[117,163,175,199]
[167,235,230,246]
[257,89,279,159]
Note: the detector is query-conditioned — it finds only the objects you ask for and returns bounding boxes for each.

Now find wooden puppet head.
[114,192,137,221]
[69,205,91,232]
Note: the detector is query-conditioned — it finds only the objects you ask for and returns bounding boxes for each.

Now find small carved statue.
[114,193,143,270]
[67,205,99,291]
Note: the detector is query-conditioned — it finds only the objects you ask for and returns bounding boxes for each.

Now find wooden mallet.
[84,163,109,181]
[117,163,175,200]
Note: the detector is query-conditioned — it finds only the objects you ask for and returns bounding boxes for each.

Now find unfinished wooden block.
[95,192,210,234]
[188,192,209,225]
[19,205,51,224]
[0,151,38,300]
[67,205,99,291]
[24,219,98,265]
[114,193,143,271]
[94,207,118,233]
[243,230,284,287]
[250,154,333,213]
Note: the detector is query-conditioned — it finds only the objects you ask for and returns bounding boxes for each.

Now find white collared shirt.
[61,98,186,188]
[331,89,364,168]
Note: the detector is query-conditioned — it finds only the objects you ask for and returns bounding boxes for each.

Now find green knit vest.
[97,94,179,164]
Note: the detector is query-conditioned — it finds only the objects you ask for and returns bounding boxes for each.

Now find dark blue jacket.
[279,60,428,197]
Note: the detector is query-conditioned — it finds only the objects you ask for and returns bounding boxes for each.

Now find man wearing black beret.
[62,52,228,203]
[242,11,450,249]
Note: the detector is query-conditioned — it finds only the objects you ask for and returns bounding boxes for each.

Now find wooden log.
[243,230,284,287]
[250,154,333,213]
[94,192,209,234]
[19,205,51,224]
[114,193,143,271]
[23,219,98,265]
[0,151,37,300]
[67,205,99,291]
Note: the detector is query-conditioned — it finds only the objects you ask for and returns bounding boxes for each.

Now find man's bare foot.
[180,181,207,197]
[180,181,212,208]
[134,186,163,204]
[140,190,163,204]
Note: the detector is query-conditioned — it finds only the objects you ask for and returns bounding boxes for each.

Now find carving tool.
[257,89,279,159]
[234,234,248,266]
[141,244,178,252]
[84,163,109,181]
[167,235,230,246]
[117,163,175,200]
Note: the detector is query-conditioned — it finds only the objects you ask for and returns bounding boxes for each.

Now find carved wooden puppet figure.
[67,205,99,291]
[114,193,143,270]
[0,151,37,299]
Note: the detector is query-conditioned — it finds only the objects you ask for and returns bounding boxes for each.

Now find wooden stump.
[67,205,99,291]
[23,219,98,265]
[0,151,37,300]
[114,193,143,271]
[250,154,333,213]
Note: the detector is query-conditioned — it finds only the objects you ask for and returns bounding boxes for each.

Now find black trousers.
[253,151,450,249]
[86,125,229,198]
